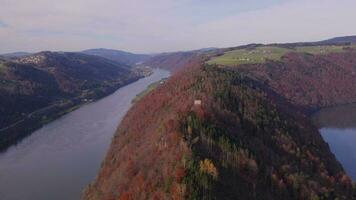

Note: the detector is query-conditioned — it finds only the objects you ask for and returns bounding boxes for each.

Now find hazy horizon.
[1,0,356,54]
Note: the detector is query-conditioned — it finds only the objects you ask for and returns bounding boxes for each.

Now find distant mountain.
[82,48,151,65]
[317,35,356,45]
[1,52,32,59]
[193,47,218,52]
[0,51,141,150]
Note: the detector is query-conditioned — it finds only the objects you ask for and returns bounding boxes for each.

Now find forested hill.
[0,51,141,150]
[83,44,356,199]
[207,44,356,112]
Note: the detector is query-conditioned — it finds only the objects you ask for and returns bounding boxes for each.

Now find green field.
[207,45,354,66]
[0,63,7,71]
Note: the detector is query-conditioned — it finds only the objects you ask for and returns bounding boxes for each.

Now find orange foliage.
[118,192,132,200]
[199,159,218,179]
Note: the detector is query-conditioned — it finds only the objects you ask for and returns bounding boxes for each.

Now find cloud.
[0,21,8,28]
[188,0,356,47]
[0,0,355,54]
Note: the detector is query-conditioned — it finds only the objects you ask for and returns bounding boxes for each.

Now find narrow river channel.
[313,103,356,181]
[0,69,170,200]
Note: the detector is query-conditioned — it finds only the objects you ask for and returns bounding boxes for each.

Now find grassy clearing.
[207,45,355,66]
[207,46,291,66]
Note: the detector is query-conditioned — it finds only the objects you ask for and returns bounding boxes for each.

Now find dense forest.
[83,44,356,199]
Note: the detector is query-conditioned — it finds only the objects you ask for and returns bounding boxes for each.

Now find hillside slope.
[0,51,141,150]
[236,49,356,112]
[83,61,355,199]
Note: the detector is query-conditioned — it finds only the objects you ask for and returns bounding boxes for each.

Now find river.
[0,68,170,200]
[313,103,356,180]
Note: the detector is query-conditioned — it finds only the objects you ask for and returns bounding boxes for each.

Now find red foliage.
[118,192,132,200]
[83,57,202,200]
[83,49,356,200]
[175,167,186,183]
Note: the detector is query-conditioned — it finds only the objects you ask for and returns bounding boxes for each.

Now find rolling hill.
[1,52,32,59]
[317,35,356,45]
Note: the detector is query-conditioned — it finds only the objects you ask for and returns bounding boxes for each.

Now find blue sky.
[0,0,355,54]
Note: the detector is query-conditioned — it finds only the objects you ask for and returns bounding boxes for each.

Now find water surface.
[0,69,170,200]
[313,103,356,180]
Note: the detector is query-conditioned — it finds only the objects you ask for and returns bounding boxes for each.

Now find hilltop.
[206,43,356,111]
[0,52,32,59]
[317,35,356,45]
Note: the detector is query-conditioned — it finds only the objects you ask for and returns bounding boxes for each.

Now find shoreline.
[0,75,144,152]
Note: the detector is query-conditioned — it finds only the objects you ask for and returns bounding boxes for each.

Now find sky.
[1,0,356,54]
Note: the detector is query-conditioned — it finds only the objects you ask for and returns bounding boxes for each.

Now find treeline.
[180,66,355,199]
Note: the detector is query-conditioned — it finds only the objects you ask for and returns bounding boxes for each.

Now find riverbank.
[0,75,142,152]
[0,68,170,200]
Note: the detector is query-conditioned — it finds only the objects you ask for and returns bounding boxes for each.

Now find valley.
[83,40,356,200]
[1,37,356,200]
[0,51,145,151]
[0,69,170,200]
[3,1,356,199]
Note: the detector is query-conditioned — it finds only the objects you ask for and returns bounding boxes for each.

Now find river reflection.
[313,103,356,180]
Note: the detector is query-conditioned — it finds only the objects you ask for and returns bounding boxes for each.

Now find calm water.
[313,103,356,180]
[0,69,170,200]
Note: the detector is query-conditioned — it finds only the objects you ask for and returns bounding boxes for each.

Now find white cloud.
[188,0,356,48]
[0,0,355,53]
